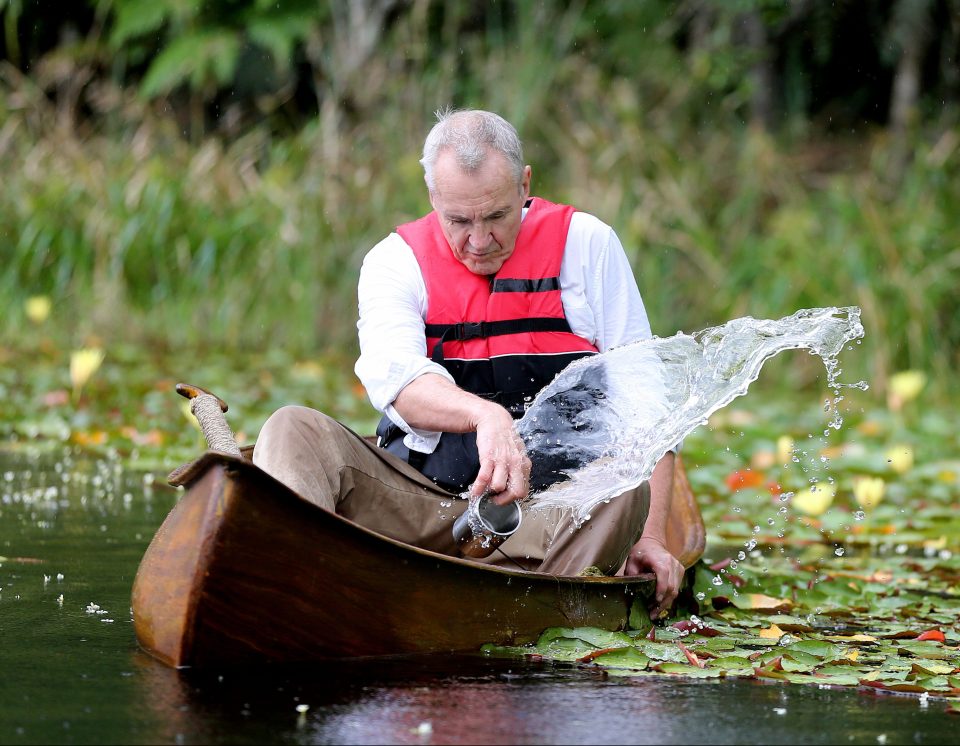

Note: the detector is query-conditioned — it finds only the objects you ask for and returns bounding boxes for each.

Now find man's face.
[429,149,532,276]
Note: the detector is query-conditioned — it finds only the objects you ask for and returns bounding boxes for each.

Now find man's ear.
[521,165,532,200]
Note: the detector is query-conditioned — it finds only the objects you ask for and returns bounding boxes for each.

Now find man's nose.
[467,224,490,248]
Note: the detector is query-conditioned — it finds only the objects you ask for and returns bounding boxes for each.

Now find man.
[253,109,683,617]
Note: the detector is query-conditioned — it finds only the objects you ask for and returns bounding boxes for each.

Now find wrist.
[472,402,510,431]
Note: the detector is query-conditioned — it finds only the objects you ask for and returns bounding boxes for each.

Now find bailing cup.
[452,494,522,558]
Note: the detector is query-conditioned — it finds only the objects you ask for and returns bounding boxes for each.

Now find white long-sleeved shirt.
[355,208,653,453]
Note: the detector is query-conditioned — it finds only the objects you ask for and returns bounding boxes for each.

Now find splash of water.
[518,306,866,523]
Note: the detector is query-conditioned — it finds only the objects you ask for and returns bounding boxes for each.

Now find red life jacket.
[376,197,598,493]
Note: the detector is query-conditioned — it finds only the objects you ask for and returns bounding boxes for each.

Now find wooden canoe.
[132,449,705,668]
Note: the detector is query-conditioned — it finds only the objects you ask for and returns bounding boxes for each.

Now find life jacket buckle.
[457,321,486,340]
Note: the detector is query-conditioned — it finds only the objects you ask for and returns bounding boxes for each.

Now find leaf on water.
[781,649,823,666]
[581,647,651,670]
[785,671,860,687]
[754,665,788,681]
[732,593,793,611]
[780,657,818,673]
[634,641,689,663]
[896,641,954,660]
[911,660,957,676]
[672,619,721,637]
[758,623,786,640]
[766,614,814,632]
[702,637,737,652]
[654,662,722,678]
[677,641,706,668]
[782,639,840,659]
[915,629,947,642]
[710,656,755,674]
[577,646,630,663]
[822,633,878,644]
[537,627,633,650]
[859,679,930,694]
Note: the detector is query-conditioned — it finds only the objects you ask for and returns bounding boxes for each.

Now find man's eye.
[450,218,469,225]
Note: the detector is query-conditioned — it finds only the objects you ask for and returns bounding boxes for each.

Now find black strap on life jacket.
[425,316,574,364]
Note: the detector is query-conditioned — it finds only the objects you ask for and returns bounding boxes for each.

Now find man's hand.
[624,536,684,619]
[471,406,531,505]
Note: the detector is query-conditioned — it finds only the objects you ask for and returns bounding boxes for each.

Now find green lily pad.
[537,626,633,650]
[588,647,651,670]
[656,663,722,678]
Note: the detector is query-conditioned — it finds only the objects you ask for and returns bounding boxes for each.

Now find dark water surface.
[0,448,955,745]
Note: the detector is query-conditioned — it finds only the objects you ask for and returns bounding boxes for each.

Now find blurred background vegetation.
[1,0,958,403]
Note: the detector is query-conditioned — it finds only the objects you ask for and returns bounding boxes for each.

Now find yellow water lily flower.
[887,370,926,411]
[885,445,914,474]
[776,435,795,465]
[70,348,105,400]
[791,484,836,516]
[25,296,52,324]
[852,475,885,511]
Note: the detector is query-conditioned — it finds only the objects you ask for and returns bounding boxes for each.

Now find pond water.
[0,448,955,745]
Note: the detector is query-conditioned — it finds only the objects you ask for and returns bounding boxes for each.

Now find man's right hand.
[471,405,531,505]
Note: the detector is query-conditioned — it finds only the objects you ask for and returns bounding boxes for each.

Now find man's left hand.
[624,537,684,619]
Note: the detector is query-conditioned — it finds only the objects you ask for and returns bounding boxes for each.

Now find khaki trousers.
[251,405,649,576]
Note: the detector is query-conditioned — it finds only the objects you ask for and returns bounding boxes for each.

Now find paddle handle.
[176,383,242,457]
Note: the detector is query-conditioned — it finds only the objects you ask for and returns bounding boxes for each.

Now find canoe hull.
[133,455,686,667]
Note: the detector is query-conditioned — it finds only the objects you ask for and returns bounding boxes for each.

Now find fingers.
[471,407,530,502]
[651,558,683,619]
[624,539,684,618]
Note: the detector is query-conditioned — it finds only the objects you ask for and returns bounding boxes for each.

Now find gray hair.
[420,109,525,192]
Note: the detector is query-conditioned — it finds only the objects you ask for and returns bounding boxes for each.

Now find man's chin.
[463,255,507,275]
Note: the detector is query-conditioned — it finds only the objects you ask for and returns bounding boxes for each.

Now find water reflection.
[132,654,955,746]
[1,449,956,745]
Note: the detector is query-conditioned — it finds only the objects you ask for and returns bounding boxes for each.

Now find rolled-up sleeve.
[354,234,453,451]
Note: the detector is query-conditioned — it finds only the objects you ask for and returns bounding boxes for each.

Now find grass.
[1,50,958,402]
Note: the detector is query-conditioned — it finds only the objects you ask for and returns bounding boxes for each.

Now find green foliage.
[0,0,958,400]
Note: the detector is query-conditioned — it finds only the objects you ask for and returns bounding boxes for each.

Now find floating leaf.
[710,656,754,674]
[654,662,722,678]
[732,594,793,611]
[783,640,840,659]
[758,623,786,640]
[677,641,706,668]
[583,647,650,670]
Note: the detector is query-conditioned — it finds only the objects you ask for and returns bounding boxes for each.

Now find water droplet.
[854,510,865,521]
[834,547,845,556]
[711,576,723,586]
